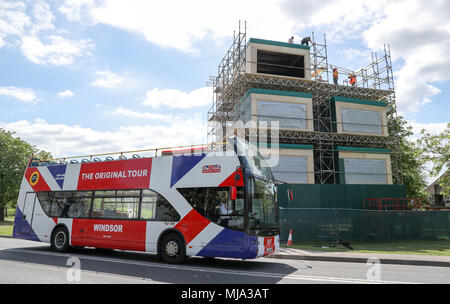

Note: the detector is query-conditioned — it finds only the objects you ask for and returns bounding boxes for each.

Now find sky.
[0,0,448,167]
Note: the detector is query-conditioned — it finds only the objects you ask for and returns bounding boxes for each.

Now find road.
[0,237,449,284]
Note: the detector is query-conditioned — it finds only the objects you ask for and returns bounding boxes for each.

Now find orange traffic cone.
[286,229,293,246]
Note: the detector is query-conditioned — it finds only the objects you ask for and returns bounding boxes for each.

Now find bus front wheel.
[160,232,186,264]
[51,226,70,252]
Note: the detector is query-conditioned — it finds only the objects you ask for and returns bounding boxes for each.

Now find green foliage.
[418,123,450,197]
[389,115,428,199]
[34,150,53,162]
[0,128,52,220]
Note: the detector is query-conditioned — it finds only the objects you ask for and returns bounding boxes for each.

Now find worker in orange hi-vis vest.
[349,73,356,86]
[332,67,338,85]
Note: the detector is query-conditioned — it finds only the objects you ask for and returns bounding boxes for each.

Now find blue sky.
[0,0,448,162]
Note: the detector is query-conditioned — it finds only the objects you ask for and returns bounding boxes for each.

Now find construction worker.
[301,37,311,46]
[332,67,338,85]
[288,36,294,44]
[349,73,356,86]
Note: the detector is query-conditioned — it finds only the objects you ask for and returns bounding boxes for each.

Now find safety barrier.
[363,198,423,211]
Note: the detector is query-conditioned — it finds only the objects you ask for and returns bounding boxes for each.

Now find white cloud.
[0,86,38,103]
[30,0,55,34]
[83,0,297,53]
[0,1,31,41]
[91,70,127,88]
[20,35,94,66]
[108,107,179,121]
[58,0,94,22]
[281,0,386,40]
[57,89,74,98]
[361,0,450,113]
[142,87,212,109]
[0,1,94,65]
[409,122,448,139]
[0,118,206,157]
[279,0,450,114]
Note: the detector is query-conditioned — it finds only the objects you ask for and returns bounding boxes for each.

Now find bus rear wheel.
[160,232,186,264]
[51,226,70,252]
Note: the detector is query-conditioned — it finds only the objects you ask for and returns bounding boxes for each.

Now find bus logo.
[30,171,40,186]
[202,165,221,173]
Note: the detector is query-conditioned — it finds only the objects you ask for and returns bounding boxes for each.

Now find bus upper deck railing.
[29,142,231,167]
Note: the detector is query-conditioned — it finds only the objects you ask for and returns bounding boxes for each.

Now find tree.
[389,115,428,199]
[418,123,450,198]
[0,128,52,221]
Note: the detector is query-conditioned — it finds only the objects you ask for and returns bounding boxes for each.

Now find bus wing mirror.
[288,189,294,201]
[235,166,242,181]
[230,186,237,200]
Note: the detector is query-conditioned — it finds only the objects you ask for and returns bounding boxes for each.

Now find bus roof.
[28,142,234,168]
[29,143,212,168]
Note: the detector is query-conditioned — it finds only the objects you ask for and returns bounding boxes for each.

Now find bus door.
[20,192,37,233]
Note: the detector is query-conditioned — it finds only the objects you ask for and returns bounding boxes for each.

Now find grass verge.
[283,239,450,256]
[0,208,15,237]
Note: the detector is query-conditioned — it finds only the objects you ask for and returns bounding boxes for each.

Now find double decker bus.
[13,137,280,263]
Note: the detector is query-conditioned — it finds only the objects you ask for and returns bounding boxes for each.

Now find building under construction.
[207,22,402,190]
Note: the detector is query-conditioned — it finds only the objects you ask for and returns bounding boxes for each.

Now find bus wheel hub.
[165,240,178,256]
[55,232,66,248]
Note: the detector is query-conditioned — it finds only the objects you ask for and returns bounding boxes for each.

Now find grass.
[0,208,15,237]
[283,239,450,256]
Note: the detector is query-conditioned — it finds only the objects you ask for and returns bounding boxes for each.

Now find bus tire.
[51,226,70,252]
[159,232,186,264]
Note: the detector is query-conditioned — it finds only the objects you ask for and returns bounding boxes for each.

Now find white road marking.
[0,257,163,284]
[2,248,417,284]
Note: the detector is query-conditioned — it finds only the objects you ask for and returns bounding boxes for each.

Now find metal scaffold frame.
[207,22,401,184]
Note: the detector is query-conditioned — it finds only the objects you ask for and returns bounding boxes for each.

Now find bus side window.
[36,192,52,216]
[177,188,208,217]
[50,192,72,218]
[177,187,244,230]
[91,190,140,219]
[155,196,180,221]
[141,189,180,221]
[70,191,93,218]
[37,191,92,218]
[141,189,157,220]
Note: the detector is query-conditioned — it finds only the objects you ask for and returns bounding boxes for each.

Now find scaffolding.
[207,22,400,184]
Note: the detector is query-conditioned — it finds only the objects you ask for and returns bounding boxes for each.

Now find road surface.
[0,237,448,284]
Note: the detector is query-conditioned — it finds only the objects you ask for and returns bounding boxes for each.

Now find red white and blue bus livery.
[13,137,280,263]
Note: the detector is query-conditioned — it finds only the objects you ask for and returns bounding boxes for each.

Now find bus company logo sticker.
[29,171,40,186]
[202,164,221,173]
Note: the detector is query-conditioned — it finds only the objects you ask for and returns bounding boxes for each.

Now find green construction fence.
[277,184,407,209]
[279,208,450,242]
[276,184,450,242]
